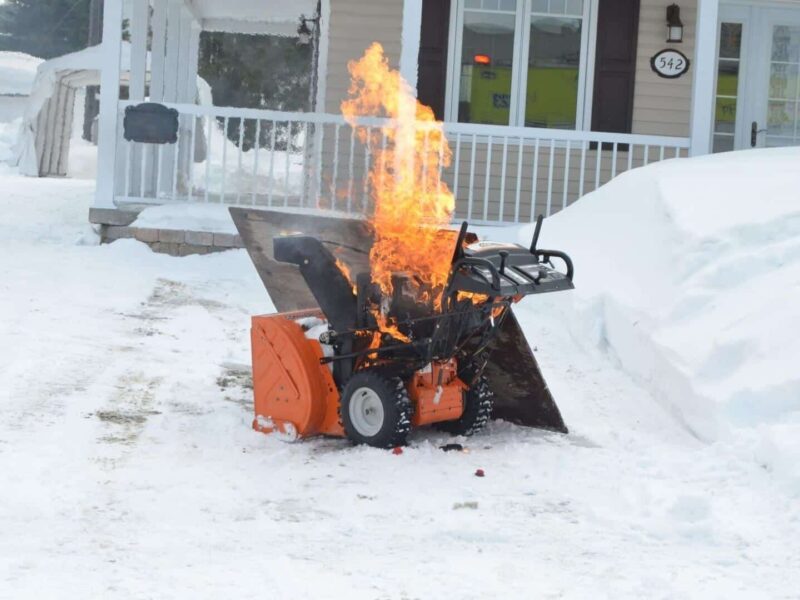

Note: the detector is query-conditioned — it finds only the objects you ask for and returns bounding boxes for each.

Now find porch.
[93,0,721,226]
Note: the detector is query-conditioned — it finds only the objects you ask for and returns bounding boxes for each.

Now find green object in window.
[466,65,578,128]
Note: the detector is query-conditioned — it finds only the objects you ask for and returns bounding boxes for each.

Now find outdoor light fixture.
[297,14,319,46]
[473,54,491,65]
[666,4,684,43]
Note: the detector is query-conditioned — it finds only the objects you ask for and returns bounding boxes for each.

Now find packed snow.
[0,142,799,597]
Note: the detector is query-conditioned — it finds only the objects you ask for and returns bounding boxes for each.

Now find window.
[525,1,584,128]
[450,0,591,129]
[766,25,800,147]
[713,22,743,153]
[458,1,518,125]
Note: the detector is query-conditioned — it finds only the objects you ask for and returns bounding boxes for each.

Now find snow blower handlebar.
[446,216,574,299]
[530,214,574,282]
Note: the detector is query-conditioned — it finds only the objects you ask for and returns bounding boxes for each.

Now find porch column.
[94,0,124,209]
[399,0,424,93]
[127,0,149,197]
[689,0,720,156]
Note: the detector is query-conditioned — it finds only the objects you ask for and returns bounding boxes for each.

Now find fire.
[341,43,457,320]
[333,255,357,294]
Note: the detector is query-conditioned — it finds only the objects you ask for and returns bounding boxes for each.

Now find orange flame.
[341,43,457,321]
[334,255,358,294]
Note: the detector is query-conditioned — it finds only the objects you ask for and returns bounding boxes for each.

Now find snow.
[521,147,800,471]
[192,119,305,199]
[1,145,799,597]
[0,51,42,96]
[132,202,358,233]
[132,203,240,234]
[0,118,20,165]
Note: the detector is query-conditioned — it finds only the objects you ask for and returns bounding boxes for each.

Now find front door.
[715,2,800,151]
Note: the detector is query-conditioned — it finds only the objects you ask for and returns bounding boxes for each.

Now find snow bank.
[521,148,800,466]
[0,51,42,96]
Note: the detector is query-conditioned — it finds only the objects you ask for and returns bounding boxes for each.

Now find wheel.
[340,371,412,448]
[435,375,494,436]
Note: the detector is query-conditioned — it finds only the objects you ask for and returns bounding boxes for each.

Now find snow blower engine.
[232,209,574,448]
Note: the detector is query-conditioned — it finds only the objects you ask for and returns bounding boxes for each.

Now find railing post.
[93,0,124,209]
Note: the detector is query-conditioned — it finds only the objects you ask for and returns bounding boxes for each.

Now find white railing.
[114,101,690,224]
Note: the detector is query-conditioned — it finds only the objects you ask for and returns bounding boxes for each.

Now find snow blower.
[231,208,574,448]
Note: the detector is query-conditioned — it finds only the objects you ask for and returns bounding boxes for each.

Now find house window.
[525,1,584,129]
[713,22,743,153]
[451,0,590,129]
[458,1,518,125]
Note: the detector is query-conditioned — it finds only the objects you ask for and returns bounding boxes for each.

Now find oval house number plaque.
[650,49,690,79]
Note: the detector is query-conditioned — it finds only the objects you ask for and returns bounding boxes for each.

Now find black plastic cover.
[123,103,179,144]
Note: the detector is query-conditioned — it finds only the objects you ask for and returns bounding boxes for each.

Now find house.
[0,51,42,122]
[89,0,799,229]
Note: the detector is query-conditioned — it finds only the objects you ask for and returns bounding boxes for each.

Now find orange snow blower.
[232,208,574,448]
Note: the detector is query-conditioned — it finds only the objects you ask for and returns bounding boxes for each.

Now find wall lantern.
[666,4,684,43]
[297,15,319,46]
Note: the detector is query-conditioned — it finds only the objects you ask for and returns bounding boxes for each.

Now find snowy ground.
[1,162,799,597]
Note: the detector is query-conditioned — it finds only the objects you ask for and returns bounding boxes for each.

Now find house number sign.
[650,49,690,79]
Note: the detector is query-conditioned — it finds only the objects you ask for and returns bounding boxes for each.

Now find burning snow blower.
[231,208,574,448]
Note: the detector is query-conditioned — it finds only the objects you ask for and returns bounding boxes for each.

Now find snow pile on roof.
[524,147,800,470]
[0,51,43,96]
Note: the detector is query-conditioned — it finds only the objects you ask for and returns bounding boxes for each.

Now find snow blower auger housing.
[231,208,574,448]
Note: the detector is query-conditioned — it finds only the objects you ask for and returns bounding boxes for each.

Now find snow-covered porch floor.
[1,174,798,598]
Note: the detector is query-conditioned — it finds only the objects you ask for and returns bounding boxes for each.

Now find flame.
[457,291,491,306]
[334,255,358,294]
[341,43,457,326]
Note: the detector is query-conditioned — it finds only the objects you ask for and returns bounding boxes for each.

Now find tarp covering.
[10,43,212,178]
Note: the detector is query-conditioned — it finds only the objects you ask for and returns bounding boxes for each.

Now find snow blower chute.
[231,208,574,448]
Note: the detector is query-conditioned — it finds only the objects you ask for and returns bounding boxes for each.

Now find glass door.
[713,19,746,152]
[761,22,800,147]
[714,3,800,151]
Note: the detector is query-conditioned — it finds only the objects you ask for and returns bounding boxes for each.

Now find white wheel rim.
[349,387,385,437]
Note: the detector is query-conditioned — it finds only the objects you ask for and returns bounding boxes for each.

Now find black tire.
[435,375,494,437]
[340,371,412,448]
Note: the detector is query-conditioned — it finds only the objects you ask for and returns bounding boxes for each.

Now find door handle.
[751,121,767,147]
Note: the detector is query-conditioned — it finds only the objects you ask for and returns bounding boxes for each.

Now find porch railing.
[114,102,690,224]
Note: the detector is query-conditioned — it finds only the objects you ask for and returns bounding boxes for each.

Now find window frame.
[444,0,599,131]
